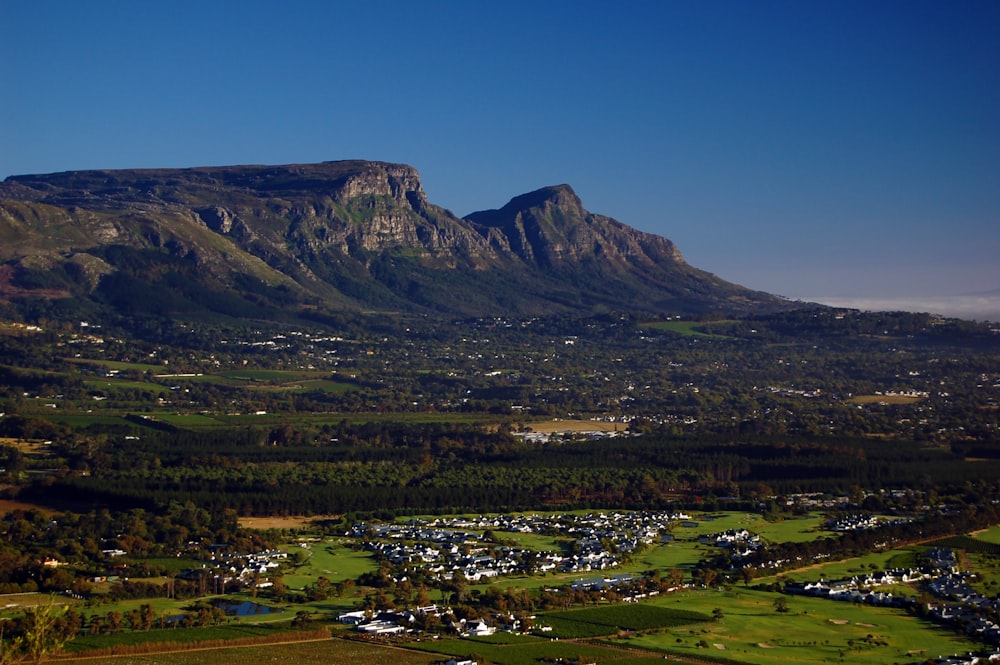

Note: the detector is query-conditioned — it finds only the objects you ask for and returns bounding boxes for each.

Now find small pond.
[213,600,284,617]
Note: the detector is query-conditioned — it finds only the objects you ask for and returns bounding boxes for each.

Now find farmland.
[1,505,998,664]
[61,634,440,665]
[1,307,999,663]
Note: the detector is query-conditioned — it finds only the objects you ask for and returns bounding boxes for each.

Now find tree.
[20,598,71,663]
[695,567,718,588]
[664,568,685,589]
[139,604,156,631]
[773,596,789,613]
[0,622,24,665]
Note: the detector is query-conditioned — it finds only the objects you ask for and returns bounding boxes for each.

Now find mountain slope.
[0,160,794,319]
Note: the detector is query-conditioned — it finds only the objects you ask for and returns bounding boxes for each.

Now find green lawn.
[283,541,378,590]
[154,413,227,427]
[759,548,922,585]
[640,320,738,339]
[753,513,830,544]
[620,588,981,665]
[974,524,1000,544]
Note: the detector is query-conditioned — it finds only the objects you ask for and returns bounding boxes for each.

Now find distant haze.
[805,293,1000,322]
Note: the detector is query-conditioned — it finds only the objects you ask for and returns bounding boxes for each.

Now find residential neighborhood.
[787,548,1000,647]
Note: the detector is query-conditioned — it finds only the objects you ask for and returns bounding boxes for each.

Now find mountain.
[0,160,794,321]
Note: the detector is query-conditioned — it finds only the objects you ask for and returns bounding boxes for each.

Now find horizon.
[2,2,997,310]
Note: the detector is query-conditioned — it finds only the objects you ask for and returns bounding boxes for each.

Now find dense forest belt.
[26,422,1000,517]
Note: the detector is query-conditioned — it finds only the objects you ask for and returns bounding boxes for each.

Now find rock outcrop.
[0,160,793,318]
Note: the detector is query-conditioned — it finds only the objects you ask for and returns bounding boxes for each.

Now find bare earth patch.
[0,499,56,515]
[521,419,625,434]
[849,394,923,405]
[239,515,338,530]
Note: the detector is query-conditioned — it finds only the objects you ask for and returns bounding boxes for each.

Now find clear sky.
[2,1,998,317]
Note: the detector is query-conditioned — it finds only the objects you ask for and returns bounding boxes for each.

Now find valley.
[0,307,998,663]
[0,161,997,663]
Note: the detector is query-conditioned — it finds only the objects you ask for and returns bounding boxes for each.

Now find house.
[337,610,369,624]
[465,620,495,637]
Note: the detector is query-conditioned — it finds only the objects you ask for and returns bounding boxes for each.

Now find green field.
[640,320,738,339]
[153,413,228,427]
[540,604,709,638]
[974,525,1000,545]
[36,409,499,432]
[283,541,379,591]
[620,588,981,665]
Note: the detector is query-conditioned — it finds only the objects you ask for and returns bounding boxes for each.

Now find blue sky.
[2,1,998,316]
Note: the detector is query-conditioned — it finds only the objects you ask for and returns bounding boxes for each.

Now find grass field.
[620,588,982,665]
[171,370,359,395]
[973,525,1000,545]
[153,413,229,427]
[539,604,709,638]
[757,548,918,585]
[639,320,739,339]
[283,541,378,591]
[28,407,500,431]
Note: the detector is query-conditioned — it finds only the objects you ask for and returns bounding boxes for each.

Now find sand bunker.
[713,643,726,650]
[758,643,776,649]
[829,619,849,625]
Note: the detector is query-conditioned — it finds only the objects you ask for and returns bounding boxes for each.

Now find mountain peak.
[478,184,583,219]
[0,159,796,319]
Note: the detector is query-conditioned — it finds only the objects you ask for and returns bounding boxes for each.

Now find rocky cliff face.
[0,160,793,318]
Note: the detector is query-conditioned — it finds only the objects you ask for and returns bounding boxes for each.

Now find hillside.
[0,160,795,320]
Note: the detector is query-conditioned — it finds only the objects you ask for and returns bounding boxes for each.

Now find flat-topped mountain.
[0,160,794,320]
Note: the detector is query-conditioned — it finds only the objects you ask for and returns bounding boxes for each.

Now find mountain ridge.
[0,160,798,320]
